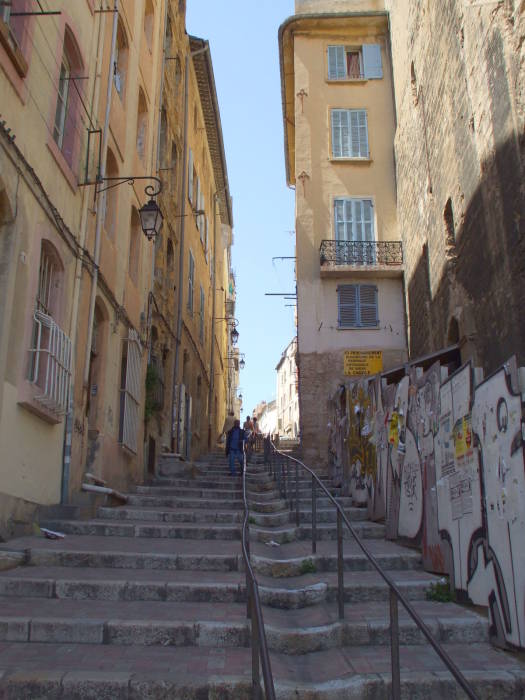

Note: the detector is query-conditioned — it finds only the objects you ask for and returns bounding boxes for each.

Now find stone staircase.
[0,451,522,698]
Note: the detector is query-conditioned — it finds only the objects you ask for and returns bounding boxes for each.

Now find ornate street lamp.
[230,326,239,345]
[139,198,163,241]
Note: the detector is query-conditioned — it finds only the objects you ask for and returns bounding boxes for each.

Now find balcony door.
[334,198,375,264]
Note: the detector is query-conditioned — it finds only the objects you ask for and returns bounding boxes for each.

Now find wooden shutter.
[358,110,369,157]
[327,45,345,79]
[331,110,342,157]
[338,284,357,327]
[188,148,193,203]
[359,285,378,327]
[362,44,383,79]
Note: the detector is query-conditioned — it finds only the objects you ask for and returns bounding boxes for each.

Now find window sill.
[0,20,28,78]
[46,138,78,193]
[330,157,372,163]
[337,325,380,331]
[326,77,368,84]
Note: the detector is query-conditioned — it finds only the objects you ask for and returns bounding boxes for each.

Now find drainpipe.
[61,4,108,503]
[170,40,210,453]
[82,0,119,388]
[207,191,218,448]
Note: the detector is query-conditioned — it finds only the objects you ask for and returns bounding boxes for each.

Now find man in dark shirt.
[225,419,245,476]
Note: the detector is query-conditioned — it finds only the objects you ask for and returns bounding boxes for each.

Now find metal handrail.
[268,440,479,700]
[241,447,276,699]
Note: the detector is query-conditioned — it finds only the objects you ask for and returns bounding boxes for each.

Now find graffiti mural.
[332,354,525,649]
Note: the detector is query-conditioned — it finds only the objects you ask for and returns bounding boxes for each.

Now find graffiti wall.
[330,355,525,649]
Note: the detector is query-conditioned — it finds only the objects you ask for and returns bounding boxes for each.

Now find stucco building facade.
[279,1,407,466]
[0,0,234,537]
[276,337,300,438]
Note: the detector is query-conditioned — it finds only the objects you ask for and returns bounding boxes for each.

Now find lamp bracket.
[80,175,163,197]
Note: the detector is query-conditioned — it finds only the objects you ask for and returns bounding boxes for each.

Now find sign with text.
[344,350,383,377]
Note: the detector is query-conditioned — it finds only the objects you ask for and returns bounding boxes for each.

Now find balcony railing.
[320,240,403,267]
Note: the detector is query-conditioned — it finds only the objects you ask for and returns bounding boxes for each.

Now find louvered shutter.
[338,285,357,327]
[350,111,360,157]
[328,45,345,79]
[331,110,341,157]
[362,44,383,79]
[359,285,378,327]
[358,110,369,157]
[188,148,193,203]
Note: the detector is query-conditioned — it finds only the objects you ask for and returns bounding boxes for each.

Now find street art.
[331,354,525,650]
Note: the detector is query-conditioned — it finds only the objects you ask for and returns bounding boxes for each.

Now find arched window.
[53,27,84,168]
[167,238,174,270]
[444,198,455,247]
[136,88,148,162]
[104,148,118,239]
[114,18,128,101]
[128,207,141,285]
[159,107,168,169]
[144,0,154,50]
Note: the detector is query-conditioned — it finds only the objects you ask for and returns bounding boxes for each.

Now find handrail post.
[337,509,344,620]
[390,588,401,700]
[251,591,261,700]
[295,461,300,527]
[311,475,317,555]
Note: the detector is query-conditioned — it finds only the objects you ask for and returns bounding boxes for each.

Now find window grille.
[29,311,72,416]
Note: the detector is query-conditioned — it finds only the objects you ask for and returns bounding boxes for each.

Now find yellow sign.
[344,350,383,377]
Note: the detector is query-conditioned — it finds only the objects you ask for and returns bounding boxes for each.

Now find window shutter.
[338,284,357,327]
[358,110,369,157]
[362,199,373,242]
[362,44,383,79]
[331,110,341,158]
[328,45,345,79]
[359,285,378,327]
[188,148,193,203]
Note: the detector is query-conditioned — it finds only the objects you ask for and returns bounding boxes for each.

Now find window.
[119,329,142,453]
[327,44,382,80]
[143,0,154,50]
[128,207,141,285]
[114,19,128,100]
[0,0,29,76]
[199,285,205,343]
[334,198,374,242]
[51,28,83,168]
[337,284,378,328]
[188,148,194,203]
[53,54,70,150]
[136,88,148,161]
[331,109,369,159]
[187,250,194,314]
[28,241,72,416]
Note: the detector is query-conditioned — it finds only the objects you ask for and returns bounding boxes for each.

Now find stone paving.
[0,451,522,698]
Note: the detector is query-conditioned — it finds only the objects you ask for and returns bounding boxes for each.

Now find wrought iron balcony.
[320,240,403,271]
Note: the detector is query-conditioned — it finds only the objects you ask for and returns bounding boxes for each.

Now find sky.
[185,0,296,418]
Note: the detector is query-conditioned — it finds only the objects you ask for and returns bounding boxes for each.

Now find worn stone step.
[0,642,523,699]
[127,494,245,509]
[98,506,243,524]
[252,507,368,528]
[251,521,385,545]
[41,519,243,540]
[0,597,250,647]
[250,539,422,577]
[257,568,441,608]
[249,496,353,513]
[0,567,245,603]
[135,486,245,499]
[0,536,243,572]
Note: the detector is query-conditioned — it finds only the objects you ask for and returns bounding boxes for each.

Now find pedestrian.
[243,415,254,462]
[225,419,245,476]
[252,416,260,451]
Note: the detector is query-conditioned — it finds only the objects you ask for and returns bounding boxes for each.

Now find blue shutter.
[358,110,369,157]
[328,45,345,79]
[331,110,341,157]
[338,285,357,327]
[359,285,378,327]
[362,44,383,79]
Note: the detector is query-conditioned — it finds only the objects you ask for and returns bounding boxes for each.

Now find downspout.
[170,40,210,453]
[82,0,119,388]
[207,191,218,448]
[61,4,107,503]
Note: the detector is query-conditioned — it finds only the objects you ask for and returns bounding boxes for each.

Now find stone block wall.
[385,0,524,374]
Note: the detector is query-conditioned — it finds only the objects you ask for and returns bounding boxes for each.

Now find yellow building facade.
[0,0,234,537]
[279,0,407,466]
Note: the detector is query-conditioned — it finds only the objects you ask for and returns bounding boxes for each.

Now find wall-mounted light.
[139,198,164,241]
